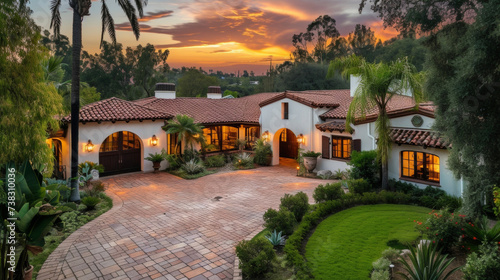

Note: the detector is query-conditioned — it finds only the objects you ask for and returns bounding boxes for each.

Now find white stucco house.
[47,81,463,197]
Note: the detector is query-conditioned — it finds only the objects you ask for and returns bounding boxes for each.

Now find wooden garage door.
[279,129,298,159]
[99,131,141,176]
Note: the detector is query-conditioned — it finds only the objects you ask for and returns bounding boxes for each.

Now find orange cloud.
[138,10,174,22]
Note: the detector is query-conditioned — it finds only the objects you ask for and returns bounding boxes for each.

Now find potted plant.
[253,138,272,166]
[301,151,321,173]
[145,153,164,173]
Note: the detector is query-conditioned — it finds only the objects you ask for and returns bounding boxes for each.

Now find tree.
[371,37,427,71]
[162,115,205,157]
[0,0,63,170]
[177,69,219,97]
[50,0,147,201]
[129,43,169,97]
[328,55,424,189]
[277,63,348,91]
[348,24,377,61]
[422,0,500,217]
[358,0,483,33]
[291,15,340,63]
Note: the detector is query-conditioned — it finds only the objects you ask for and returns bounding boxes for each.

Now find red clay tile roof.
[319,93,435,121]
[63,97,171,123]
[136,92,280,124]
[259,90,349,108]
[315,121,347,133]
[390,128,450,149]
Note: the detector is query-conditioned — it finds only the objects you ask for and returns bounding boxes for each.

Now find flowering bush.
[494,186,500,218]
[415,209,467,253]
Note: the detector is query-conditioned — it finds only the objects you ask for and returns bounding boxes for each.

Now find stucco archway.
[271,128,298,165]
[99,131,143,176]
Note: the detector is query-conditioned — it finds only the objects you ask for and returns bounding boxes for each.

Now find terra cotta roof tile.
[390,128,450,149]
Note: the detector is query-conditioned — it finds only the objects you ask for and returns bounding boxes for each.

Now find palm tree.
[328,55,424,190]
[162,115,205,157]
[49,0,146,201]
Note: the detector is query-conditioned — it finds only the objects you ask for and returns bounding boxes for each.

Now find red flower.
[473,237,477,240]
[433,241,436,243]
[426,227,429,229]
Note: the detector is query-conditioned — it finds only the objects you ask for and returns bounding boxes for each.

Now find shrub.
[333,169,350,180]
[372,257,391,271]
[253,138,272,166]
[78,161,104,174]
[280,192,309,222]
[494,186,500,218]
[86,180,107,197]
[463,215,500,246]
[371,269,389,280]
[181,159,205,174]
[347,178,372,194]
[435,195,462,212]
[381,248,401,262]
[235,237,277,278]
[349,150,380,187]
[313,182,343,203]
[233,152,254,169]
[145,152,164,163]
[263,208,296,236]
[204,155,226,168]
[398,241,459,280]
[182,148,200,163]
[81,196,101,210]
[462,242,500,280]
[389,179,460,210]
[164,154,181,170]
[415,209,467,253]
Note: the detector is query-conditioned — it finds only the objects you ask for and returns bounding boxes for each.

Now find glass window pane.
[222,126,238,150]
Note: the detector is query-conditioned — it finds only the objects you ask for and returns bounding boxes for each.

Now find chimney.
[350,74,360,97]
[207,86,222,99]
[155,83,176,99]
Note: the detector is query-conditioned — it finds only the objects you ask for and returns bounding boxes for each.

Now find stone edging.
[232,226,264,280]
[36,190,124,279]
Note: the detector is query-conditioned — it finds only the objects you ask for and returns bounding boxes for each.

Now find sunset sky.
[28,0,398,74]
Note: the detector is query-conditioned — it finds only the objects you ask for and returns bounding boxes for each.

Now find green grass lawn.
[305,204,430,280]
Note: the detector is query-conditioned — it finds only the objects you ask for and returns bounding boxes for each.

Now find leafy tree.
[127,43,169,97]
[177,69,219,97]
[358,0,483,33]
[223,90,239,98]
[0,1,63,169]
[50,0,147,201]
[162,115,205,157]
[328,55,424,189]
[348,24,378,61]
[371,37,428,71]
[277,63,348,91]
[422,0,500,217]
[41,30,72,82]
[292,15,340,63]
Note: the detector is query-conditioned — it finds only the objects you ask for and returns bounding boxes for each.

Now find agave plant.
[398,242,460,280]
[265,230,285,246]
[464,215,500,245]
[181,159,205,175]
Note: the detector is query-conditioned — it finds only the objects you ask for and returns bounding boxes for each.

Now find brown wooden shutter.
[322,136,330,159]
[352,139,361,152]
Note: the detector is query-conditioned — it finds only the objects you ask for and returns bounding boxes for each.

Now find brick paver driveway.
[38,163,332,280]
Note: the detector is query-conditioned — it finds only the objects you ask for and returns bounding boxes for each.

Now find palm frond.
[100,0,116,47]
[134,0,146,18]
[50,0,62,37]
[117,0,140,40]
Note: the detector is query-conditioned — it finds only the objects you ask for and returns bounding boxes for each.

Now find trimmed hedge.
[284,191,411,279]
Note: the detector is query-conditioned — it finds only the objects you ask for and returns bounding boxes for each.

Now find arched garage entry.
[275,128,298,160]
[99,131,142,176]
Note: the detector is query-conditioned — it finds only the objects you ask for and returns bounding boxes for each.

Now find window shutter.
[352,139,361,152]
[322,136,330,159]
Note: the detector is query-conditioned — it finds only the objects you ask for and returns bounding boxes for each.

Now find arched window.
[401,151,440,183]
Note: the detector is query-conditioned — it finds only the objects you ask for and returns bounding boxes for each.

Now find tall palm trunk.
[376,106,391,190]
[69,8,81,202]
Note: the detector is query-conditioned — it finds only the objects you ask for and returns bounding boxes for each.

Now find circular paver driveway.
[38,165,332,280]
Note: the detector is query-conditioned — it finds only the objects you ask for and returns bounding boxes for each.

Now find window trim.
[202,125,240,153]
[282,102,289,120]
[331,136,352,160]
[400,150,440,184]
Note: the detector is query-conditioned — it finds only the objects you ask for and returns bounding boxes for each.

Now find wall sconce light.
[85,140,94,152]
[297,134,304,144]
[262,130,270,141]
[193,133,200,139]
[151,135,158,146]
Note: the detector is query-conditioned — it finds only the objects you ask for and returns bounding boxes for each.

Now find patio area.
[37,163,331,280]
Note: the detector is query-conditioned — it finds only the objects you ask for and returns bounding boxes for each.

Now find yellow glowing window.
[401,151,440,183]
[332,136,352,159]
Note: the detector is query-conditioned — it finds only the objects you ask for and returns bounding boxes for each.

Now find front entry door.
[99,131,141,176]
[279,129,298,159]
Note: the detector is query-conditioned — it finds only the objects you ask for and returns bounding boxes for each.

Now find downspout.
[367,122,376,150]
[311,108,315,152]
[460,177,464,197]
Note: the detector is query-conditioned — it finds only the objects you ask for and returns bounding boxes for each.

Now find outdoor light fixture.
[297,134,304,144]
[296,165,300,176]
[151,135,158,146]
[193,133,200,138]
[85,140,94,152]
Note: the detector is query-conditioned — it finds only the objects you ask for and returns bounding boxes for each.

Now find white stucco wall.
[62,120,168,177]
[389,114,434,129]
[260,98,315,165]
[315,130,351,172]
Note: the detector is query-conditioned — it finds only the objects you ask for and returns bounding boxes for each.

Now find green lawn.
[305,204,429,280]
